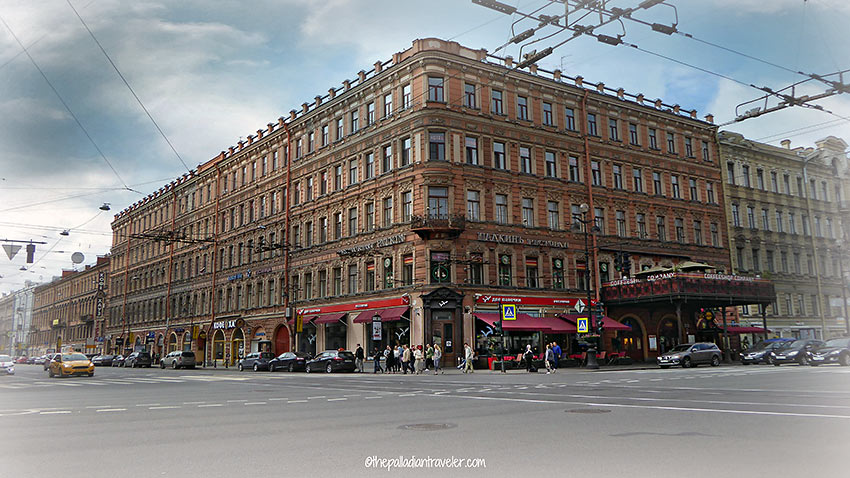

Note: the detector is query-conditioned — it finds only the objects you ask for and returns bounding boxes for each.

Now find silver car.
[0,354,14,375]
[657,342,722,368]
[160,351,196,369]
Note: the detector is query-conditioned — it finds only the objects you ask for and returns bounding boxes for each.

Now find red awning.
[559,314,632,331]
[313,312,347,325]
[474,312,575,332]
[288,316,317,326]
[725,326,769,334]
[352,306,410,323]
[538,316,578,333]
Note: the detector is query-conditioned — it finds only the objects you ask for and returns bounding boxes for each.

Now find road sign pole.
[499,301,506,374]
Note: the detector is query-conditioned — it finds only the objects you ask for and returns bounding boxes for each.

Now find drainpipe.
[283,121,294,351]
[121,215,132,354]
[164,188,177,355]
[579,90,600,302]
[802,155,828,339]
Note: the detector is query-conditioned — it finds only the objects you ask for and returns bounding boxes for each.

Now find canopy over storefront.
[313,312,347,325]
[475,313,577,333]
[559,314,632,331]
[353,306,409,323]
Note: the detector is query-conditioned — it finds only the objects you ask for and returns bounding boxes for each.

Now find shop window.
[498,255,512,286]
[552,258,565,289]
[402,254,414,286]
[576,260,588,290]
[383,257,393,288]
[430,251,451,284]
[469,253,483,285]
[365,262,375,291]
[525,257,539,288]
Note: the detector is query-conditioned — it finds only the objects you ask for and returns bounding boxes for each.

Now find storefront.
[316,313,347,351]
[352,307,409,352]
[212,329,225,362]
[230,328,245,365]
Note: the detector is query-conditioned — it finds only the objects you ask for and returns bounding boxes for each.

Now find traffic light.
[614,253,623,271]
[25,243,35,263]
[594,306,605,335]
[621,252,631,275]
[494,321,503,336]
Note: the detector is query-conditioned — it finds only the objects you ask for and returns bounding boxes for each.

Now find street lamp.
[572,203,601,369]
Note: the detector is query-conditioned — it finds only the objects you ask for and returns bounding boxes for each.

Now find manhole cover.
[399,423,457,431]
[566,408,611,414]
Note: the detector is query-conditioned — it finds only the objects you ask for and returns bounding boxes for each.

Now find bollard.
[585,347,600,369]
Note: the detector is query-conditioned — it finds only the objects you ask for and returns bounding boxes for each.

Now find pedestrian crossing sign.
[501,304,517,321]
[577,317,589,333]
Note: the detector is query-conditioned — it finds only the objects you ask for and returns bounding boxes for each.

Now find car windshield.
[824,338,850,348]
[668,345,691,353]
[64,353,88,361]
[338,351,355,359]
[259,352,274,358]
[0,355,12,361]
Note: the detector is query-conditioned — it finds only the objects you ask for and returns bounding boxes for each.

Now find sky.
[0,0,848,294]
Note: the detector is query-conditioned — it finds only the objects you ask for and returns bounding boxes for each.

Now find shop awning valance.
[353,306,410,323]
[474,312,574,332]
[559,314,632,331]
[313,312,347,325]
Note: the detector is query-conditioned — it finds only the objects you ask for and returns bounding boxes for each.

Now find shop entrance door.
[431,310,455,367]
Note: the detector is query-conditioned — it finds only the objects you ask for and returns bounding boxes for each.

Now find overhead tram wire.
[0,14,139,195]
[754,118,850,142]
[65,0,191,173]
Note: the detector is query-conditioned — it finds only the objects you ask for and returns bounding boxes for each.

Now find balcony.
[410,214,466,240]
[51,319,64,329]
[81,314,94,323]
[601,272,775,307]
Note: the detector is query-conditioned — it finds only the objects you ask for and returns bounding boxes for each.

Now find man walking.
[552,341,561,370]
[355,344,364,373]
[402,344,411,374]
[462,343,474,373]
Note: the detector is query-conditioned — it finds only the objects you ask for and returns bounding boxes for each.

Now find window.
[348,207,358,236]
[401,191,412,222]
[702,141,710,162]
[545,151,557,177]
[519,146,532,173]
[466,190,480,221]
[465,137,479,165]
[402,84,411,109]
[347,264,358,294]
[766,250,775,273]
[653,172,663,196]
[633,168,643,193]
[469,253,483,285]
[382,197,393,227]
[366,102,375,126]
[613,165,623,189]
[776,211,784,233]
[762,209,770,231]
[747,206,755,229]
[756,169,765,190]
[428,132,445,161]
[751,248,760,272]
[293,182,301,205]
[430,252,450,284]
[336,117,344,140]
[348,159,358,185]
[810,179,817,200]
[802,214,810,235]
[609,119,619,141]
[576,260,588,290]
[636,213,647,238]
[793,252,801,274]
[569,156,580,181]
[365,262,375,292]
[616,210,627,237]
[685,137,693,157]
[428,187,448,218]
[517,96,529,121]
[675,218,685,243]
[814,216,822,237]
[736,248,746,271]
[742,165,751,187]
[547,201,559,229]
[306,177,314,201]
[334,164,343,190]
[495,194,508,224]
[464,83,477,108]
[629,123,639,145]
[671,175,680,198]
[304,221,313,247]
[706,182,715,203]
[350,110,359,133]
[334,212,342,239]
[693,220,703,245]
[783,174,791,194]
[542,102,553,125]
[383,92,393,117]
[826,217,833,238]
[770,171,778,192]
[402,254,413,285]
[365,203,374,231]
[401,137,411,167]
[498,255,512,286]
[789,212,797,234]
[428,76,444,102]
[493,141,507,169]
[594,207,605,234]
[522,198,534,226]
[648,128,658,149]
[780,251,789,272]
[587,113,598,136]
[797,177,804,197]
[491,89,503,115]
[318,270,327,298]
[382,145,392,173]
[727,162,736,185]
[296,138,303,158]
[525,257,539,288]
[689,178,698,201]
[588,161,600,186]
[821,181,828,201]
[565,107,576,130]
[667,132,676,154]
[364,152,374,179]
[552,258,565,289]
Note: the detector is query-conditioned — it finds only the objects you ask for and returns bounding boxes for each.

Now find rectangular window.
[382,145,392,173]
[741,165,751,187]
[429,132,445,161]
[571,205,584,232]
[591,161,602,186]
[306,177,314,200]
[636,213,647,238]
[347,265,358,294]
[685,137,693,157]
[675,218,685,243]
[793,253,801,274]
[495,194,508,224]
[493,141,507,169]
[810,179,818,200]
[498,255,512,286]
[776,211,784,233]
[616,210,627,237]
[464,83,477,108]
[463,136,479,165]
[576,260,587,290]
[727,162,736,185]
[565,107,576,131]
[545,151,557,177]
[797,177,804,197]
[547,201,559,230]
[629,123,639,145]
[802,214,810,235]
[517,96,529,121]
[613,164,623,189]
[365,202,374,231]
[336,118,344,140]
[770,171,778,193]
[747,206,756,229]
[525,257,539,288]
[569,156,580,182]
[756,169,765,190]
[307,131,315,153]
[382,197,393,227]
[428,187,448,218]
[349,159,358,185]
[762,209,770,231]
[609,119,619,141]
[658,216,669,240]
[667,131,676,154]
[542,102,553,125]
[466,190,480,221]
[402,84,411,109]
[334,165,342,190]
[383,92,393,117]
[781,251,789,273]
[649,128,658,149]
[689,178,698,201]
[766,250,775,273]
[594,207,605,234]
[587,113,598,136]
[633,168,643,193]
[401,137,411,167]
[365,152,374,179]
[366,102,375,126]
[296,138,302,158]
[522,198,534,227]
[653,172,663,196]
[519,146,532,173]
[491,90,503,115]
[752,248,760,272]
[428,76,444,102]
[821,181,828,201]
[706,182,715,203]
[402,254,413,285]
[783,174,791,194]
[402,191,412,222]
[702,141,710,162]
[693,220,703,245]
[304,221,313,247]
[671,175,680,198]
[789,212,797,234]
[350,110,359,133]
[333,267,342,295]
[469,253,483,285]
[334,212,342,239]
[348,207,358,236]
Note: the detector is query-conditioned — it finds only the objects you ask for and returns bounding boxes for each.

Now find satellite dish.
[71,252,85,264]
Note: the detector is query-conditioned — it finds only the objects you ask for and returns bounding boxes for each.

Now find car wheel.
[160,362,165,369]
[288,363,295,373]
[710,355,720,367]
[172,361,178,370]
[238,363,244,371]
[48,368,55,378]
[253,363,259,372]
[811,363,819,367]
[326,363,333,373]
[88,372,94,377]
[773,361,781,366]
[797,355,808,366]
[269,363,276,372]
[681,357,691,368]
[840,353,850,367]
[765,355,774,365]
[305,364,311,373]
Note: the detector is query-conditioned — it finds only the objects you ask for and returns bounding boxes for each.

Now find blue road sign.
[501,304,517,321]
[577,317,589,333]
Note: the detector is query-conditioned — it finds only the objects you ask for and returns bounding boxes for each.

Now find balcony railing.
[410,214,466,239]
[601,272,775,306]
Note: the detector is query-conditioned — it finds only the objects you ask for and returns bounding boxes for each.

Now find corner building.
[107,38,768,366]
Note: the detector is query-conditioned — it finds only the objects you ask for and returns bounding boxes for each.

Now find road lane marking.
[244,402,267,405]
[399,394,417,397]
[343,394,361,397]
[40,411,72,415]
[307,396,326,399]
[136,403,160,407]
[182,401,206,405]
[288,400,307,403]
[268,398,288,401]
[327,398,347,402]
[198,404,223,408]
[96,408,127,413]
[364,396,382,399]
[85,405,113,409]
[149,406,181,410]
[226,400,248,403]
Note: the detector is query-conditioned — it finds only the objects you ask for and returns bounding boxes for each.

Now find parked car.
[111,354,126,367]
[43,353,59,371]
[92,355,115,367]
[268,351,312,372]
[305,350,356,373]
[739,339,793,365]
[27,356,37,364]
[160,351,196,369]
[807,337,850,366]
[657,342,722,368]
[16,356,28,364]
[770,339,825,366]
[48,352,94,377]
[124,351,152,368]
[0,355,15,375]
[238,351,275,371]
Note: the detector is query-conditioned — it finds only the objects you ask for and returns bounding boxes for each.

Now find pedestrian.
[355,344,364,373]
[425,344,434,371]
[463,343,474,373]
[552,341,561,370]
[742,336,750,350]
[433,344,443,374]
[384,345,394,373]
[394,344,402,372]
[402,345,412,374]
[524,344,535,373]
[545,344,555,374]
[373,348,383,373]
[414,345,424,374]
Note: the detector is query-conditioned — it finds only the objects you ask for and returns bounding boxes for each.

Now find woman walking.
[413,346,424,374]
[395,344,403,373]
[402,345,412,374]
[545,344,555,374]
[384,345,394,374]
[433,344,443,374]
[524,344,535,373]
[425,344,434,371]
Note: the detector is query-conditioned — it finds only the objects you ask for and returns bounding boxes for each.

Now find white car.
[0,354,15,375]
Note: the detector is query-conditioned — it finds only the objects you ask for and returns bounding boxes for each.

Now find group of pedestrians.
[522,341,562,374]
[355,343,444,375]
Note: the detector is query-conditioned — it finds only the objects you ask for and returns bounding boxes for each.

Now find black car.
[238,351,275,371]
[268,351,313,372]
[305,350,356,373]
[124,351,153,368]
[92,355,115,367]
[739,339,793,365]
[769,339,825,366]
[807,337,850,366]
[111,355,126,367]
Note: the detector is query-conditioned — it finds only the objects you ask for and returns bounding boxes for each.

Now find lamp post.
[572,203,601,368]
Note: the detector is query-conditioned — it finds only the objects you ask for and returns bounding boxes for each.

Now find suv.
[124,351,153,368]
[657,342,722,368]
[238,351,275,371]
[160,351,197,369]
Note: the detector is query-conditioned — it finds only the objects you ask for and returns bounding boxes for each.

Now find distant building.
[0,283,35,356]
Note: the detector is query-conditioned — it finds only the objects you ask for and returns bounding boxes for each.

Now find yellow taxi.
[48,352,95,378]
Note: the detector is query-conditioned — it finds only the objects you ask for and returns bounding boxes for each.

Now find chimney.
[358,70,366,83]
[504,56,513,68]
[781,139,791,149]
[302,102,310,113]
[553,69,562,81]
[328,88,336,99]
[289,110,297,121]
[392,52,402,65]
[673,104,680,114]
[704,114,714,124]
[654,99,663,109]
[256,129,263,140]
[278,117,286,127]
[689,110,697,119]
[238,140,245,150]
[616,88,625,100]
[267,123,275,133]
[343,79,351,91]
[529,64,537,74]
[575,75,583,87]
[374,61,383,74]
[315,95,322,106]
[636,93,644,104]
[247,134,255,145]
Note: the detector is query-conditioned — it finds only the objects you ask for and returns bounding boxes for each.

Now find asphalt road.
[2,362,849,477]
